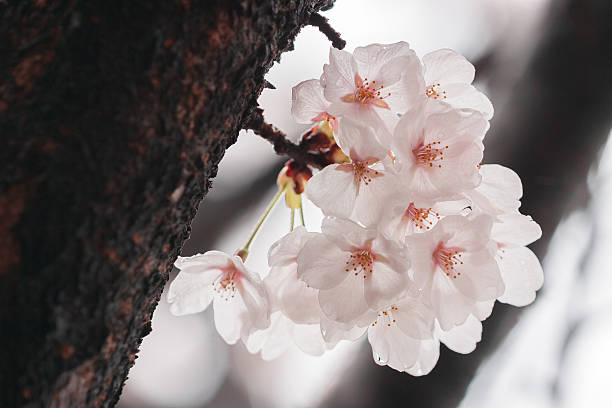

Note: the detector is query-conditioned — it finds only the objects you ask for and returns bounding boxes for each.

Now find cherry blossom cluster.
[167,42,543,375]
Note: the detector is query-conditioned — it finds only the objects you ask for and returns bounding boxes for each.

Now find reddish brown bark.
[0,0,334,406]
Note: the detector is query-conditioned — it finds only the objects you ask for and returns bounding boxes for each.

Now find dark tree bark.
[0,0,334,406]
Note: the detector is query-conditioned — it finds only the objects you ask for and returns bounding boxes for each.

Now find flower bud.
[277,161,313,209]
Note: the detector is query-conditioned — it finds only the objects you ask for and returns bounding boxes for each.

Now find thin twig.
[245,107,329,169]
[309,13,346,50]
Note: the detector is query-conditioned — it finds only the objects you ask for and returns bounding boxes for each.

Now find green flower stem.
[299,199,306,227]
[240,184,286,257]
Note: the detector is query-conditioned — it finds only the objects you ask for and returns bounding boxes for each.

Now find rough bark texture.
[0,0,334,406]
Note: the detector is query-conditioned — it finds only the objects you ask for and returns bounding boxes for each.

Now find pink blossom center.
[345,248,376,279]
[433,241,464,279]
[371,305,399,327]
[425,83,447,100]
[413,140,448,168]
[213,265,240,300]
[341,75,391,109]
[352,161,380,186]
[403,202,440,230]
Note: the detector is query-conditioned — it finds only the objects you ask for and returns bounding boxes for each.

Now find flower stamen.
[425,83,447,100]
[413,140,448,169]
[213,267,238,301]
[352,161,380,186]
[341,75,391,109]
[403,202,440,230]
[433,242,464,279]
[371,305,399,327]
[345,248,375,279]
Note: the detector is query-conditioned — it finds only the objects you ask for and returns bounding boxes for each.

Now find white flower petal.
[364,261,408,311]
[329,101,398,145]
[335,118,387,162]
[423,48,475,85]
[268,226,314,267]
[291,323,327,356]
[353,41,416,82]
[467,164,523,216]
[279,272,320,324]
[406,233,437,290]
[297,234,349,289]
[174,250,232,273]
[246,312,291,360]
[320,217,377,251]
[497,246,543,306]
[430,270,473,331]
[291,79,330,124]
[369,323,431,373]
[213,296,246,345]
[318,274,369,324]
[368,322,391,367]
[323,47,358,102]
[351,171,398,227]
[405,339,440,376]
[381,58,425,113]
[474,300,495,320]
[452,249,504,301]
[238,266,270,330]
[394,298,435,340]
[392,99,427,159]
[442,83,493,119]
[443,214,493,252]
[167,270,218,316]
[306,164,357,219]
[319,312,369,345]
[436,315,482,354]
[492,213,542,247]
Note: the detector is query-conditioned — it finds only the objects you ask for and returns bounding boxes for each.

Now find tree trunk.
[0,0,334,406]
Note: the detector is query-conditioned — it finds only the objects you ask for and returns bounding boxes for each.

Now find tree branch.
[246,107,332,169]
[309,12,346,49]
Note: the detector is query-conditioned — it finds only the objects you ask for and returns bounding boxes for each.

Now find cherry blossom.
[377,195,470,242]
[407,215,504,330]
[368,297,437,374]
[421,49,494,119]
[244,227,332,359]
[305,119,398,227]
[297,217,411,325]
[167,251,270,344]
[321,42,423,142]
[393,102,488,201]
